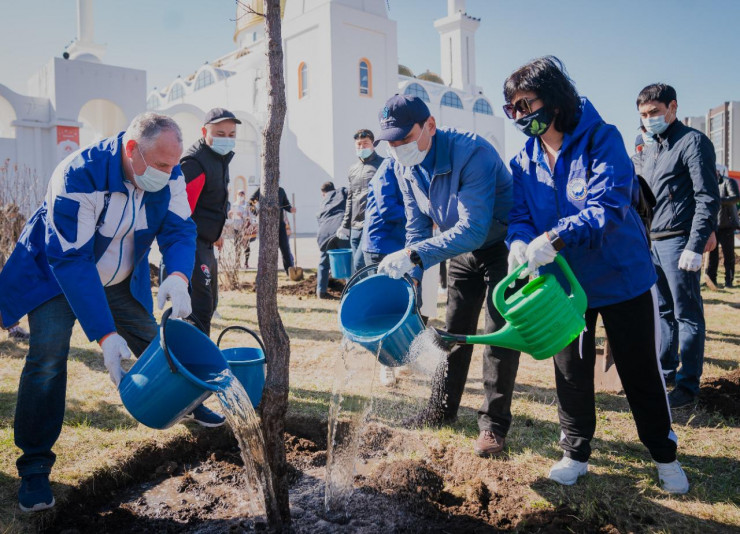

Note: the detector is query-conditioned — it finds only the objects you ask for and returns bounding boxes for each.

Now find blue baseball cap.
[204,108,241,125]
[374,94,431,145]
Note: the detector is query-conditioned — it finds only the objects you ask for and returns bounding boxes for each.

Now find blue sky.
[2,0,739,160]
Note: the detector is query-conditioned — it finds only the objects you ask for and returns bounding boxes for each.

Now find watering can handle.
[493,254,587,314]
[339,263,421,313]
[159,308,178,374]
[216,326,267,355]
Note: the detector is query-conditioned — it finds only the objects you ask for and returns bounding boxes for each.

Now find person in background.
[637,83,720,407]
[250,186,296,275]
[373,94,518,458]
[707,165,739,288]
[0,113,197,512]
[316,181,349,299]
[504,56,688,494]
[336,129,385,273]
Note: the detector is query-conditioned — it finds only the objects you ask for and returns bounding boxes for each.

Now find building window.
[194,70,215,91]
[709,112,725,165]
[473,99,493,115]
[298,62,308,99]
[359,59,372,96]
[404,83,430,103]
[146,94,160,110]
[441,91,463,109]
[168,83,184,102]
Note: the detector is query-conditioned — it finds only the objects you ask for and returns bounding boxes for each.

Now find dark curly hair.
[503,56,581,134]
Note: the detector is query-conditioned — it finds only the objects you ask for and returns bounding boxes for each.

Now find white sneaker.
[379,365,397,387]
[655,460,689,494]
[548,456,588,485]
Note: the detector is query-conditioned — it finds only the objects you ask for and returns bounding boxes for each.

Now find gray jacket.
[341,151,384,231]
[718,176,740,230]
[641,120,720,253]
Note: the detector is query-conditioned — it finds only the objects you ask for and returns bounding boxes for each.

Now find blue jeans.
[317,249,330,296]
[350,229,366,274]
[651,235,705,394]
[15,281,157,477]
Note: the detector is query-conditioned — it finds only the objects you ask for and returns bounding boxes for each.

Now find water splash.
[214,370,278,520]
[324,338,380,518]
[406,327,449,376]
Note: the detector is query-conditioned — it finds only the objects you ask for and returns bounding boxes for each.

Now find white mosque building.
[0,0,504,232]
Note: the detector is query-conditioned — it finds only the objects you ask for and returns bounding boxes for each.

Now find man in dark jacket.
[250,186,295,274]
[316,182,348,298]
[337,129,385,273]
[707,165,740,288]
[637,84,720,408]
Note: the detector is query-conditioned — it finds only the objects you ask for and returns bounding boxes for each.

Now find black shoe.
[726,280,733,288]
[401,406,457,429]
[668,387,696,409]
[317,292,329,299]
[18,473,54,512]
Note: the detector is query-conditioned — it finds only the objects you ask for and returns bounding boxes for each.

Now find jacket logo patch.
[567,178,588,201]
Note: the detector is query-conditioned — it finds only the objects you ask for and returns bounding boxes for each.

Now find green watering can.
[436,255,587,360]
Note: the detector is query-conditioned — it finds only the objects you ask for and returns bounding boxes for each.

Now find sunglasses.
[502,97,541,120]
[354,130,374,140]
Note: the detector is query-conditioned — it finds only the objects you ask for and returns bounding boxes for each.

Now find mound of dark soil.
[277,274,345,299]
[365,459,444,504]
[700,369,740,418]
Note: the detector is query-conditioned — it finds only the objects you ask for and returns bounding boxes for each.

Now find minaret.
[433,0,480,92]
[65,0,106,62]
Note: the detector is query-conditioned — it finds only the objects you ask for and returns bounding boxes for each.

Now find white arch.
[0,94,17,139]
[170,111,203,148]
[77,99,127,149]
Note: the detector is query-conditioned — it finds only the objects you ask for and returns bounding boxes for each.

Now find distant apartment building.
[684,100,740,171]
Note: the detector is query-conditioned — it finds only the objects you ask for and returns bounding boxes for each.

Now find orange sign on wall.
[56,126,80,161]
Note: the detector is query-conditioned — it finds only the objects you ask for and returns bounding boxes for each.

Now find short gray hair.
[123,112,182,150]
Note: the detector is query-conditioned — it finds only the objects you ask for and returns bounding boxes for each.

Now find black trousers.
[279,222,294,274]
[554,288,677,464]
[429,241,521,436]
[707,228,736,285]
[190,238,218,336]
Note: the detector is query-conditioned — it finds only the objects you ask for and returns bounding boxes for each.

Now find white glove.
[378,249,415,279]
[508,240,529,276]
[335,227,350,240]
[525,233,557,273]
[101,333,132,386]
[678,249,702,271]
[158,274,192,318]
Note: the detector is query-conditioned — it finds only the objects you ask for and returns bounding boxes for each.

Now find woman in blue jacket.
[503,57,688,494]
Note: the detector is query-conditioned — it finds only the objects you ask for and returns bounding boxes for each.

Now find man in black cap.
[178,107,241,427]
[374,94,519,458]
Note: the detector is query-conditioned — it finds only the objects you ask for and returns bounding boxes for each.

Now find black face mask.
[515,107,554,137]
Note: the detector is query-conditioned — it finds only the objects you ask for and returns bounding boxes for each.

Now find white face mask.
[389,124,430,167]
[210,136,236,155]
[132,145,171,192]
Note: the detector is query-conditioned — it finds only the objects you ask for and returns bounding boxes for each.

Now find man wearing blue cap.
[375,94,519,457]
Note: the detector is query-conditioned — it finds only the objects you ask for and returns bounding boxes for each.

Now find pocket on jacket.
[52,196,80,244]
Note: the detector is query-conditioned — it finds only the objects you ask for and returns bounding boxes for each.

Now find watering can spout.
[434,325,529,353]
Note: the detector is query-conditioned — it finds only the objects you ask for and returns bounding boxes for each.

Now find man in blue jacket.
[637,84,720,408]
[361,157,406,266]
[0,113,197,512]
[374,95,518,458]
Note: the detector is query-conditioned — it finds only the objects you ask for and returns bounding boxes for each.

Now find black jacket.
[250,187,292,229]
[640,120,720,252]
[317,187,348,251]
[181,139,234,243]
[718,176,740,230]
[341,151,384,231]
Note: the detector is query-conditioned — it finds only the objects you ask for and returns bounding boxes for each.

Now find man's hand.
[214,236,224,251]
[290,207,297,214]
[704,232,717,253]
[507,240,529,283]
[378,249,415,279]
[678,249,702,271]
[525,233,557,273]
[158,273,192,318]
[335,227,350,240]
[100,333,132,386]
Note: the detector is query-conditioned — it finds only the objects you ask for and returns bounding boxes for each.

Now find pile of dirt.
[46,419,618,533]
[700,368,740,418]
[277,274,345,299]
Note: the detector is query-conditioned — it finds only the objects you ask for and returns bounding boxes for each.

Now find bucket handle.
[493,254,587,315]
[340,264,420,311]
[216,325,267,356]
[159,308,178,374]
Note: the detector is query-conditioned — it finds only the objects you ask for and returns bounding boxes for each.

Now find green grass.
[1,270,738,533]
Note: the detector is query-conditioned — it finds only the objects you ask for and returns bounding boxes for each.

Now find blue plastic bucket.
[328,248,353,279]
[217,326,266,408]
[119,309,230,429]
[338,266,425,367]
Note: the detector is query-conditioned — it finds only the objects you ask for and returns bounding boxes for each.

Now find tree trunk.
[256,0,290,528]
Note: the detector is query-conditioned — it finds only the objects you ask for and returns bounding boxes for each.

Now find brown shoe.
[474,430,505,457]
